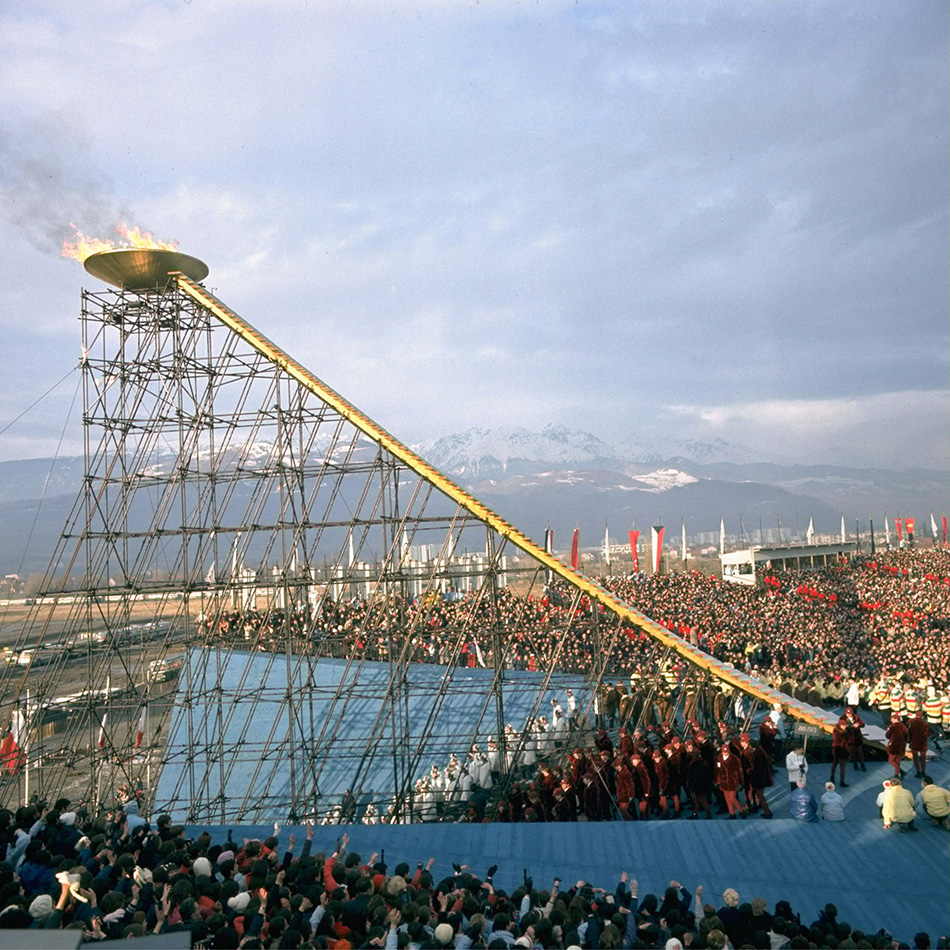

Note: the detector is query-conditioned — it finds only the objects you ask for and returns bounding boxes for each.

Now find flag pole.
[24,692,29,807]
[145,701,151,808]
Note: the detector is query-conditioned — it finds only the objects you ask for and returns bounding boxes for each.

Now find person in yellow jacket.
[916,776,950,829]
[881,778,918,832]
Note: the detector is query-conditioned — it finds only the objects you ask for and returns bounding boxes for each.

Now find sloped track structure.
[0,248,838,823]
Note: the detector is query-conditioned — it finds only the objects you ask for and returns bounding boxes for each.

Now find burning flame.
[62,223,179,263]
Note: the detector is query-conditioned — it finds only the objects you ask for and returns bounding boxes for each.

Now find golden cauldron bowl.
[83,248,209,290]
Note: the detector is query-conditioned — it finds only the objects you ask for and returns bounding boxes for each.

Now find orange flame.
[62,223,179,263]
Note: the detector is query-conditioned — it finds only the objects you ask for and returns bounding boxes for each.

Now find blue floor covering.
[185,753,950,944]
[154,653,591,822]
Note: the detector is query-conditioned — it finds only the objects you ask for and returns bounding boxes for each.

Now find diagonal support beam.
[175,274,837,735]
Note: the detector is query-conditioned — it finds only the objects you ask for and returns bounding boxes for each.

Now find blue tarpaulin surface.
[153,651,590,823]
[153,652,950,941]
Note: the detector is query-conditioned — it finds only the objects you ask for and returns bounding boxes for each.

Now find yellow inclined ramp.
[175,274,839,736]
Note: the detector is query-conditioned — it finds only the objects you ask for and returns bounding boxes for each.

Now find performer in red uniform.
[715,745,746,819]
[845,706,866,772]
[739,733,774,818]
[907,710,931,778]
[830,717,850,787]
[885,712,909,779]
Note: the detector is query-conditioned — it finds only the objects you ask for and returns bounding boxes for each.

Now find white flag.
[719,518,725,555]
[682,522,687,562]
[135,706,147,748]
[884,515,891,548]
[11,709,26,754]
[806,516,814,545]
[931,512,939,540]
[603,523,611,568]
[840,515,846,544]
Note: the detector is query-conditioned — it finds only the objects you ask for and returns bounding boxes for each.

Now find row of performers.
[493,721,786,823]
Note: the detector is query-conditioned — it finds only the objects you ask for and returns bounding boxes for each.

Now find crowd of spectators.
[197,549,950,717]
[194,548,950,826]
[602,547,950,707]
[0,803,945,948]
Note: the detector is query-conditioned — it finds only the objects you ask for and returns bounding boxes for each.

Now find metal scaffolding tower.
[0,248,833,823]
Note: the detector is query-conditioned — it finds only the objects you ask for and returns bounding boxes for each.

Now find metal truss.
[0,270,831,822]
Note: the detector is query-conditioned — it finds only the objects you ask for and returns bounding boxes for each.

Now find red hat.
[740,733,750,742]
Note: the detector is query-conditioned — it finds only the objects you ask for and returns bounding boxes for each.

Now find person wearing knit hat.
[29,894,53,922]
[227,891,251,912]
[193,856,213,878]
[434,922,454,946]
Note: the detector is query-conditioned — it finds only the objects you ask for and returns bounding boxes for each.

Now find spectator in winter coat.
[916,775,950,828]
[882,779,918,832]
[819,783,845,821]
[790,781,818,823]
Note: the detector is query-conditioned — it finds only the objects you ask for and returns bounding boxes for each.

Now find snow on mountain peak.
[412,425,619,477]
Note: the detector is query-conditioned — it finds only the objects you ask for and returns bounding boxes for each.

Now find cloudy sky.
[0,0,946,470]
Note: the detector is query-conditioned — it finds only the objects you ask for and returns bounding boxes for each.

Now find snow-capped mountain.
[411,424,622,478]
[0,424,943,575]
[413,424,772,479]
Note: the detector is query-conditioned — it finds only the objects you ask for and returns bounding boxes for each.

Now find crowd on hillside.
[198,549,950,695]
[0,802,945,948]
[196,549,950,745]
[603,547,950,707]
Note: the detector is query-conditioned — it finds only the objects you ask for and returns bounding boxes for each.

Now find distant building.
[720,542,855,586]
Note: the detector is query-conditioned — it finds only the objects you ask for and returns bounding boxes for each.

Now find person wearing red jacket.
[739,734,774,819]
[629,752,653,821]
[830,718,851,787]
[651,748,671,819]
[907,710,931,778]
[886,713,910,779]
[715,745,746,819]
[615,759,635,820]
[845,707,867,772]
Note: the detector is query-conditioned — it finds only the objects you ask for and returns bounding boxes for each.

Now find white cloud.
[665,391,950,469]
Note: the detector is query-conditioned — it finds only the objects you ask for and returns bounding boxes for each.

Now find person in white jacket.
[785,745,808,793]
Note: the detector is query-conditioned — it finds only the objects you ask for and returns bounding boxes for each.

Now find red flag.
[98,713,108,753]
[135,706,146,749]
[905,517,915,539]
[628,530,640,572]
[895,518,903,541]
[0,732,16,774]
[570,528,579,570]
[943,515,947,544]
